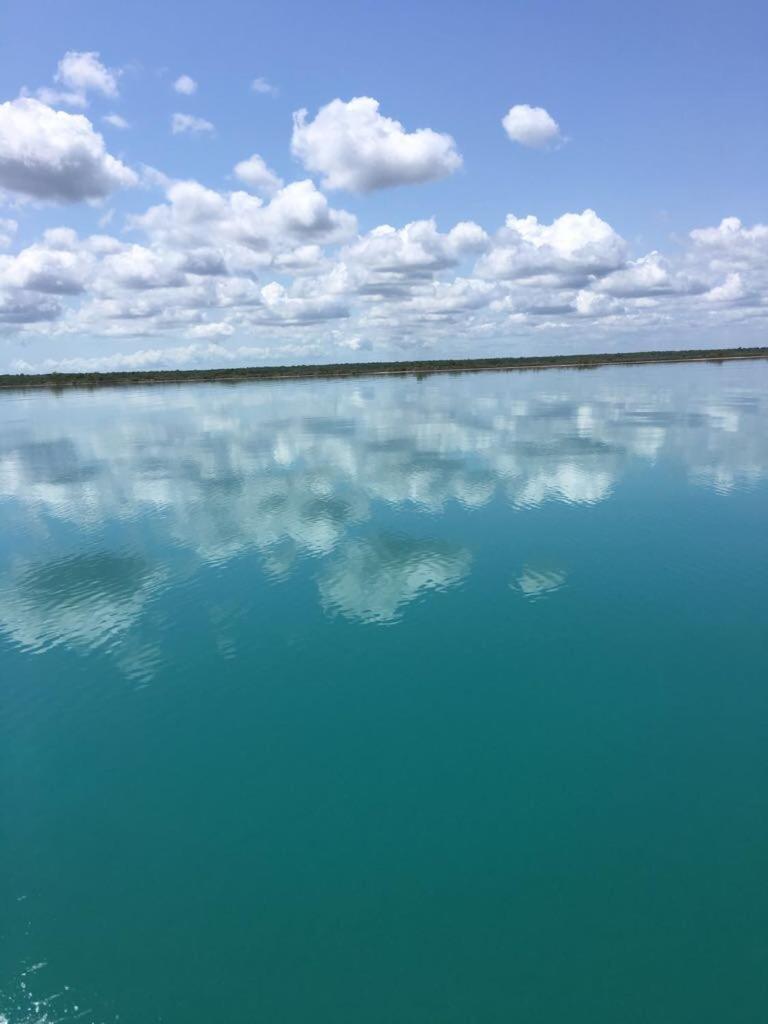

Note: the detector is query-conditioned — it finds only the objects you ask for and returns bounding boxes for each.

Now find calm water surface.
[1,361,767,1023]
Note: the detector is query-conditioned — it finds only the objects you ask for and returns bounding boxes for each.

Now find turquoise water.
[1,360,767,1024]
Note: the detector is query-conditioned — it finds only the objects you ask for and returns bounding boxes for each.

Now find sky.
[0,0,766,372]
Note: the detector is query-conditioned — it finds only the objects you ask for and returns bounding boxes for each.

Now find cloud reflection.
[0,552,167,654]
[513,567,567,600]
[0,361,766,658]
[318,534,472,624]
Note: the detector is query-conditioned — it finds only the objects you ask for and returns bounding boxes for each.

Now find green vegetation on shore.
[1,346,766,391]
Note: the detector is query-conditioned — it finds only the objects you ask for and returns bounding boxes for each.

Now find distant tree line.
[1,346,766,392]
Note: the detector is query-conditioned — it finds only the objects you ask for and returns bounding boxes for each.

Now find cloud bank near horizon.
[1,55,766,373]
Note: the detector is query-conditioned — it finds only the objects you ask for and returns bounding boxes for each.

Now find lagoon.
[1,360,767,1023]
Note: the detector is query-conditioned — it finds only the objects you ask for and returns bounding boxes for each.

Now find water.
[1,360,767,1024]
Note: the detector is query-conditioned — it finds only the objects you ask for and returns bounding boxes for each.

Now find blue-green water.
[1,361,767,1024]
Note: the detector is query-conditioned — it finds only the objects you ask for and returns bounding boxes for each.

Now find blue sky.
[0,0,766,371]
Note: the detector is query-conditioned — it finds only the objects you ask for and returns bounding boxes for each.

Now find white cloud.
[689,216,768,250]
[477,209,626,282]
[502,105,561,148]
[689,217,768,271]
[234,153,283,195]
[99,244,187,290]
[173,74,197,96]
[1,34,765,364]
[347,219,487,273]
[2,188,766,355]
[337,336,372,352]
[687,218,768,308]
[595,251,704,298]
[259,280,349,323]
[273,244,324,270]
[0,98,137,201]
[594,251,673,296]
[291,96,462,192]
[56,51,119,97]
[132,178,356,253]
[35,87,87,109]
[0,219,17,249]
[705,272,746,303]
[574,289,620,317]
[265,180,356,239]
[10,341,316,373]
[188,321,235,338]
[38,51,120,108]
[0,241,92,294]
[395,276,498,320]
[171,112,215,135]
[0,289,62,323]
[42,226,81,249]
[103,113,129,129]
[139,164,174,189]
[251,77,278,97]
[332,219,490,302]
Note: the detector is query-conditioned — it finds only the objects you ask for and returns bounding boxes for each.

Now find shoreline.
[1,346,766,392]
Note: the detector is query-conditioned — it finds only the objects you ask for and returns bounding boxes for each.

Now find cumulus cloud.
[99,244,187,290]
[1,39,765,363]
[251,77,278,96]
[0,290,61,324]
[37,51,120,109]
[689,217,768,271]
[2,181,765,354]
[476,210,627,282]
[595,251,704,298]
[173,74,197,95]
[328,218,491,304]
[574,289,620,318]
[705,272,746,304]
[686,218,768,309]
[291,97,462,192]
[171,112,215,135]
[0,98,137,201]
[502,105,561,148]
[0,219,17,249]
[132,178,356,253]
[259,280,349,324]
[346,219,488,276]
[394,276,498,320]
[0,241,92,294]
[56,51,119,97]
[689,216,768,250]
[234,153,283,195]
[594,251,674,297]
